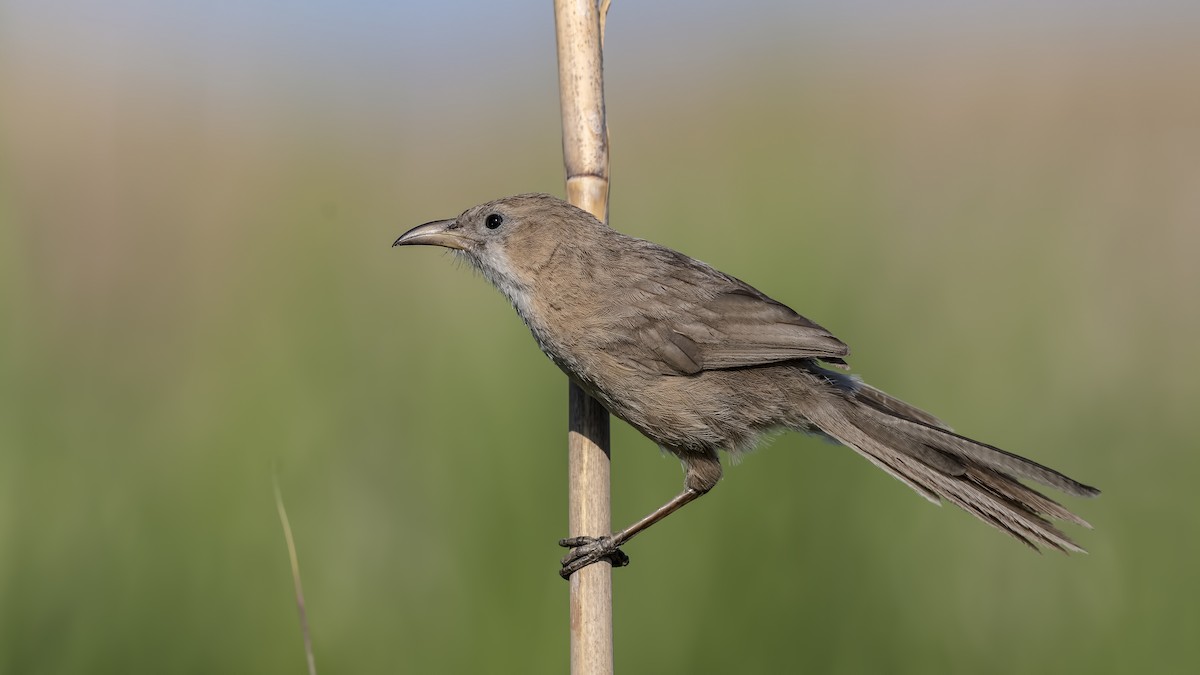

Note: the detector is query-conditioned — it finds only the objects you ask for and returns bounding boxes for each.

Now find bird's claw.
[558,535,629,579]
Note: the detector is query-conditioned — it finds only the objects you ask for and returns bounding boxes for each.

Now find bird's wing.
[626,285,850,375]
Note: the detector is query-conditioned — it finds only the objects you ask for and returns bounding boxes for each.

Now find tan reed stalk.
[553,1,615,673]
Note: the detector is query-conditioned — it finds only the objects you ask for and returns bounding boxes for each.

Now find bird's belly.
[580,366,791,454]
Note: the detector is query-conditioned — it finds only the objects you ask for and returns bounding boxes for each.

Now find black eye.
[485,213,503,230]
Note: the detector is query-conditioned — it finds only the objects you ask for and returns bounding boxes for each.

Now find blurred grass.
[2,7,1199,674]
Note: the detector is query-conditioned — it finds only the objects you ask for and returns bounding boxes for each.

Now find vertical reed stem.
[553,1,613,674]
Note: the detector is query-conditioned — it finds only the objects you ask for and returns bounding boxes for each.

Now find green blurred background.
[1,1,1197,673]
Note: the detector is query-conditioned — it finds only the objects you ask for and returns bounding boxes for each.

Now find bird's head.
[394,193,604,301]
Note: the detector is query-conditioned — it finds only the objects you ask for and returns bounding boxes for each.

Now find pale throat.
[478,245,535,319]
[476,244,578,366]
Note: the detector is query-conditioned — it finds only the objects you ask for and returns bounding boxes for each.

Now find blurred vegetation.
[1,3,1198,674]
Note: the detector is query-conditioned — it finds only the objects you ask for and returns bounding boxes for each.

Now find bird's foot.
[558,535,629,579]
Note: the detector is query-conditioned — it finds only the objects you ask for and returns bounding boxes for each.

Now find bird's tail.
[802,380,1100,552]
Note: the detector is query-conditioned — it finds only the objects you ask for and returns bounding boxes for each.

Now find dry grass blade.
[273,474,317,675]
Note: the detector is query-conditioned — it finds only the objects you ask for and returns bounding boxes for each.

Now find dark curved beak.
[392,219,467,250]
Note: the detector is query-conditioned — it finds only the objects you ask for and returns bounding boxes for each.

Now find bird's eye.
[485,213,504,230]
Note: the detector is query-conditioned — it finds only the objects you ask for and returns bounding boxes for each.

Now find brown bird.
[394,193,1099,578]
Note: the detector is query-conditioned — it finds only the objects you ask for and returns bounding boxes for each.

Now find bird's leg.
[559,488,704,578]
[559,449,721,579]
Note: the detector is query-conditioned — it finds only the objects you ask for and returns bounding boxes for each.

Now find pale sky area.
[3,0,1196,111]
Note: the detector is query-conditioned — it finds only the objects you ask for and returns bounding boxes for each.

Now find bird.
[393,193,1099,579]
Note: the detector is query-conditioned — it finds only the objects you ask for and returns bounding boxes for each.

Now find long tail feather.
[802,389,1098,552]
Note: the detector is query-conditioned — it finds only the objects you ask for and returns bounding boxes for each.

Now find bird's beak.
[392,219,468,250]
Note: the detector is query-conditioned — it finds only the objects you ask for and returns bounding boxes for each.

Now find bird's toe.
[558,535,629,579]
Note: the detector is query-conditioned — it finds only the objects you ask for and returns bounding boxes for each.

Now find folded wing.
[625,284,850,375]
